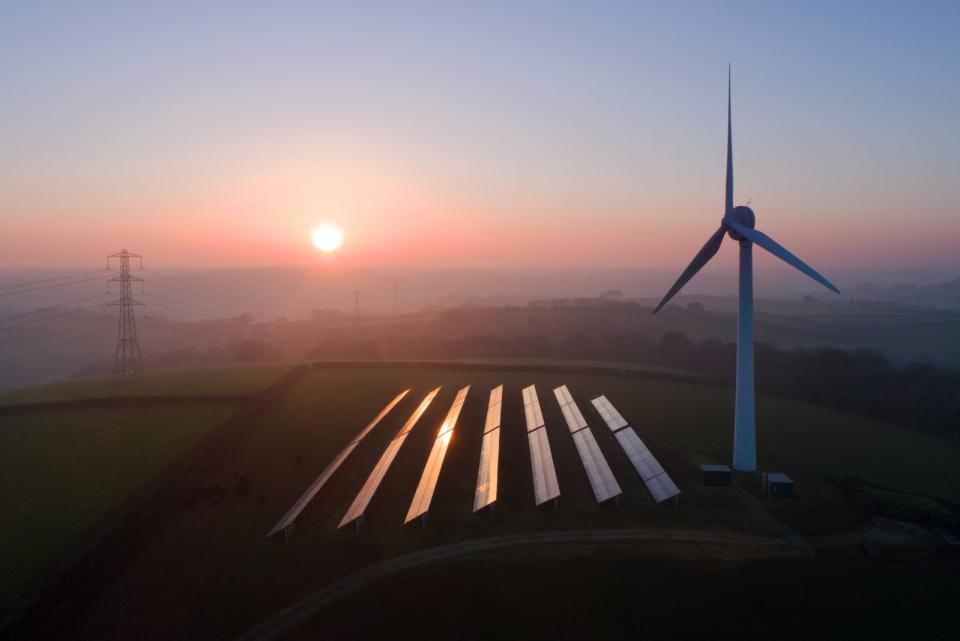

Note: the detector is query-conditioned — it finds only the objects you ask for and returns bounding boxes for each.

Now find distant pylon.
[108,249,145,379]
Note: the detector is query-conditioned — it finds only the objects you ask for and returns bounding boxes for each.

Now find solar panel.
[522,385,544,432]
[645,471,681,503]
[406,386,470,523]
[590,395,629,432]
[613,427,679,503]
[483,384,503,433]
[338,388,440,529]
[474,386,503,512]
[614,429,663,479]
[267,389,410,537]
[553,385,621,503]
[572,428,622,503]
[554,385,587,433]
[473,429,500,512]
[528,427,560,505]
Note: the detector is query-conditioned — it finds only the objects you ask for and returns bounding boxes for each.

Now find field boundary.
[0,394,247,417]
[308,359,719,385]
[235,528,792,641]
[0,364,311,640]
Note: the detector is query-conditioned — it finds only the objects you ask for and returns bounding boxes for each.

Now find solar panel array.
[474,385,503,512]
[406,386,470,523]
[267,389,410,537]
[522,385,561,505]
[338,388,441,529]
[553,385,621,504]
[591,395,680,503]
[274,384,683,535]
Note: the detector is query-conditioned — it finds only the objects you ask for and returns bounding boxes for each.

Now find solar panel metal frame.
[405,386,470,523]
[267,389,410,537]
[338,388,440,529]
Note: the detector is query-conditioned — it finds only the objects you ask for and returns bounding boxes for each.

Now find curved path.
[235,528,790,641]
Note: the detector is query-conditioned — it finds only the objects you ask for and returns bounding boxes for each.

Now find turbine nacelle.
[724,205,755,241]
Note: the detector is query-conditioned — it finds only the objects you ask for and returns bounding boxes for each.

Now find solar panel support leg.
[553,497,559,512]
[673,495,679,510]
[421,513,428,528]
[355,514,364,534]
[614,495,621,509]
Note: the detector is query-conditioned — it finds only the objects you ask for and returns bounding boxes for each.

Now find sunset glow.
[311,223,343,254]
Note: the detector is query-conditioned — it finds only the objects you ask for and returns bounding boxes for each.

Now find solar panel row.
[592,395,681,504]
[406,386,470,523]
[474,385,503,512]
[523,385,560,505]
[553,385,621,504]
[267,389,410,538]
[338,388,441,529]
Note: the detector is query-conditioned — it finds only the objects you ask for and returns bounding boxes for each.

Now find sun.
[311,223,343,254]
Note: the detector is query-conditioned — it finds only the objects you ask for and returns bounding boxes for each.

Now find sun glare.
[311,223,343,254]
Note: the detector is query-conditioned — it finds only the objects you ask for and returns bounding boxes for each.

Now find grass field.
[0,404,240,603]
[12,363,955,641]
[0,362,291,406]
[281,547,960,641]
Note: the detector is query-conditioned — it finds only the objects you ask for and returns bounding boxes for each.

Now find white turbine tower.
[653,68,840,472]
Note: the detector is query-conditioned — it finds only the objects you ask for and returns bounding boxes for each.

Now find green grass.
[284,550,960,641]
[8,363,960,640]
[0,404,238,603]
[0,362,292,406]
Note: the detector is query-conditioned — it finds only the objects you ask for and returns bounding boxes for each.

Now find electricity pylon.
[108,249,144,380]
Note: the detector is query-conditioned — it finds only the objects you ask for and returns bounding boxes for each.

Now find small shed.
[700,464,732,487]
[762,472,796,498]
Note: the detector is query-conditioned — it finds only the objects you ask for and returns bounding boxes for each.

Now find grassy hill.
[0,363,293,604]
[4,361,959,640]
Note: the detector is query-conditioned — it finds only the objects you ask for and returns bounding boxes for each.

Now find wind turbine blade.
[653,226,726,313]
[725,64,733,217]
[724,218,841,294]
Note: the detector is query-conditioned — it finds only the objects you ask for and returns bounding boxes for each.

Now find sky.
[1,1,958,286]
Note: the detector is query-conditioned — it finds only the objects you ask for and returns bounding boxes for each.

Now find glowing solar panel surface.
[474,386,503,511]
[406,386,470,523]
[268,389,409,537]
[338,388,440,528]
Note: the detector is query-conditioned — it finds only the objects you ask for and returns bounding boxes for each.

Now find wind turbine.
[653,68,840,472]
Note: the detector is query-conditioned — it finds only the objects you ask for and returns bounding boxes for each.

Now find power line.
[141,268,292,309]
[0,292,112,324]
[139,291,236,318]
[0,315,114,353]
[0,301,111,332]
[140,268,315,316]
[0,274,109,298]
[0,318,113,363]
[0,268,107,291]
